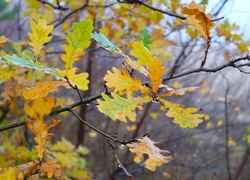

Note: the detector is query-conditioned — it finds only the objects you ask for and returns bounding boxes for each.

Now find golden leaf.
[104,67,150,97]
[22,81,66,100]
[27,19,54,56]
[127,135,172,171]
[24,96,61,159]
[0,36,9,44]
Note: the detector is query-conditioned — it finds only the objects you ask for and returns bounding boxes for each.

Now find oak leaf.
[41,158,62,178]
[61,20,93,73]
[97,93,151,123]
[24,96,61,159]
[127,135,172,171]
[0,35,8,44]
[57,68,89,90]
[104,67,150,97]
[22,81,66,100]
[182,1,213,40]
[124,56,149,76]
[158,84,199,97]
[27,19,54,56]
[4,54,61,77]
[161,99,204,128]
[15,160,39,178]
[131,41,165,93]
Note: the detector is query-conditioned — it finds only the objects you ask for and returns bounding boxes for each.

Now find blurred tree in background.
[0,0,250,179]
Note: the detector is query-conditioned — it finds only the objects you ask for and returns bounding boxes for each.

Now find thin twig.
[38,0,69,11]
[139,1,223,22]
[70,109,118,142]
[64,76,82,101]
[107,139,133,180]
[201,37,212,67]
[220,72,232,180]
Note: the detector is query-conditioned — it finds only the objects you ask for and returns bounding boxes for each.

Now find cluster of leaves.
[0,0,250,179]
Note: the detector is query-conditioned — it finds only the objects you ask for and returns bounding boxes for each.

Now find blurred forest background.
[0,0,250,179]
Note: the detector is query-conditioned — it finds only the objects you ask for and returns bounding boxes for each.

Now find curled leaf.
[127,135,172,171]
[182,1,213,40]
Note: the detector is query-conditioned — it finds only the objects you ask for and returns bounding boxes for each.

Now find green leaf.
[161,99,204,128]
[200,0,208,5]
[136,28,152,49]
[4,0,11,3]
[91,32,121,52]
[97,93,151,123]
[4,54,61,77]
[61,20,94,73]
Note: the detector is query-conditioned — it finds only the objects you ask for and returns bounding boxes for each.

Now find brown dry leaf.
[159,84,199,97]
[15,160,39,178]
[127,135,172,171]
[41,158,62,178]
[182,1,213,40]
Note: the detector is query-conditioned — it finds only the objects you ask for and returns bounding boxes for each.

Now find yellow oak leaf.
[0,64,13,84]
[57,68,89,91]
[41,158,62,178]
[24,96,61,159]
[127,135,172,171]
[161,99,204,128]
[61,20,93,73]
[131,41,154,67]
[182,1,213,40]
[228,138,236,147]
[0,36,8,44]
[0,168,16,179]
[22,81,66,100]
[104,67,150,97]
[27,19,54,56]
[97,93,151,123]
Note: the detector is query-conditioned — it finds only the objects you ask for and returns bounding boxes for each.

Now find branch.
[201,36,212,67]
[38,0,69,11]
[0,92,104,132]
[139,1,223,22]
[162,55,250,81]
[54,2,89,28]
[220,73,232,179]
[232,147,250,180]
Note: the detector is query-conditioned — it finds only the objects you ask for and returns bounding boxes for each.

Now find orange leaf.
[41,158,62,178]
[127,135,172,171]
[182,1,213,40]
[149,56,165,93]
[24,96,61,159]
[22,81,66,100]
